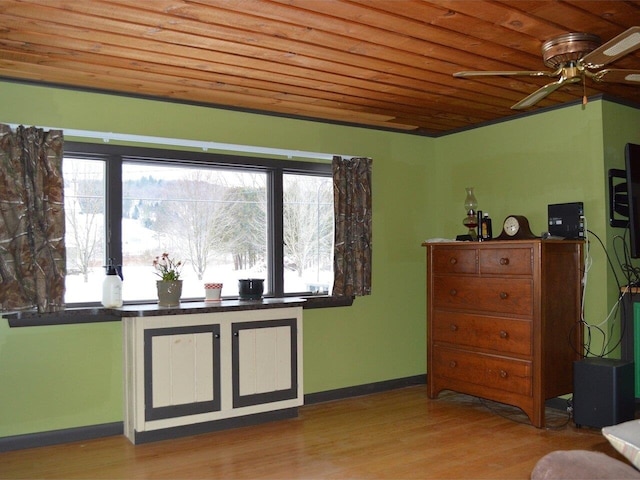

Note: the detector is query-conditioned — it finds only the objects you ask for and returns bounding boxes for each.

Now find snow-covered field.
[65,214,331,304]
[65,263,331,305]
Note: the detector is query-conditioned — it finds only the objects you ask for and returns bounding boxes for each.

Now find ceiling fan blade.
[454,70,557,78]
[582,26,640,68]
[511,76,581,110]
[592,68,640,84]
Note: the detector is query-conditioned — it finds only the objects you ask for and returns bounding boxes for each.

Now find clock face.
[496,215,536,240]
[503,216,520,236]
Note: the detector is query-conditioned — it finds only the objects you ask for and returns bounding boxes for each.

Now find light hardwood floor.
[0,385,622,479]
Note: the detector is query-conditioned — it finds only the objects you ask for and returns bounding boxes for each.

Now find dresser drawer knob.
[499,330,508,339]
[499,257,509,265]
[499,292,508,300]
[500,370,508,378]
[449,289,457,296]
[449,361,457,368]
[450,324,458,332]
[449,257,457,265]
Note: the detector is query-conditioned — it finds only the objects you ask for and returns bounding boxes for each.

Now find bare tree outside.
[124,165,267,280]
[283,174,333,286]
[152,170,229,280]
[63,158,105,282]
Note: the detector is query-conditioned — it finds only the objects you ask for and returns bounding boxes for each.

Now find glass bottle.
[482,213,492,240]
[464,187,478,213]
[462,187,478,239]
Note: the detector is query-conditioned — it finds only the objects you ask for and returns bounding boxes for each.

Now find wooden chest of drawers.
[424,240,584,427]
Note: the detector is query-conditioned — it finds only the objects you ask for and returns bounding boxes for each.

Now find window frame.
[63,141,337,306]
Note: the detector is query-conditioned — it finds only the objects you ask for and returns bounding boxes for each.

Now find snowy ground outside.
[65,263,331,305]
[66,217,331,304]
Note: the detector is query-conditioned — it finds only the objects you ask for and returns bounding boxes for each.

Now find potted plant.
[153,252,184,306]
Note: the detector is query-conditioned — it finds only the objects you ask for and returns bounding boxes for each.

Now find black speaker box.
[548,202,584,239]
[573,358,635,428]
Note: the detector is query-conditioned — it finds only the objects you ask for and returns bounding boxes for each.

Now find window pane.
[122,163,267,302]
[283,174,334,294]
[63,158,106,304]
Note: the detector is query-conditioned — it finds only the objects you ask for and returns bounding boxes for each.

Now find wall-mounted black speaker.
[573,358,635,428]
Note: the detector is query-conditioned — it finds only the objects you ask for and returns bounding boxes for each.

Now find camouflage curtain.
[332,156,372,297]
[0,124,65,313]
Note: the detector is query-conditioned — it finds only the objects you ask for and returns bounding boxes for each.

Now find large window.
[63,142,333,305]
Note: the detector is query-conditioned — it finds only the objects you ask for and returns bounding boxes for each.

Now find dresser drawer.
[432,311,532,356]
[431,346,532,396]
[432,276,533,316]
[430,248,476,274]
[479,247,532,275]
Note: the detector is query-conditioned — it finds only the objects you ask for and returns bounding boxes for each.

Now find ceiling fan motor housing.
[541,32,602,68]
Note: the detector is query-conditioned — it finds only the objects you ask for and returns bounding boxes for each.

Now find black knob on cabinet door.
[450,324,458,332]
[449,257,457,265]
[499,330,508,339]
[500,370,508,378]
[499,292,508,300]
[500,257,509,265]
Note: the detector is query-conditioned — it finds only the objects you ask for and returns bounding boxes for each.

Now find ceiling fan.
[454,26,640,110]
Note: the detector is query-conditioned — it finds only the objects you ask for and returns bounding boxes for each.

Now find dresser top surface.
[422,239,583,248]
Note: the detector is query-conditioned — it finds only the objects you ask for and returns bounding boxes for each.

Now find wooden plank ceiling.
[2,0,640,135]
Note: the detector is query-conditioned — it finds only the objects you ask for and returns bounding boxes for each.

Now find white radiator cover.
[123,306,303,443]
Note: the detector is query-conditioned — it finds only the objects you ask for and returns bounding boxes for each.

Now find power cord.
[582,227,629,358]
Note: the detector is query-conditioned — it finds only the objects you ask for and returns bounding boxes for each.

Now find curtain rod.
[6,123,351,161]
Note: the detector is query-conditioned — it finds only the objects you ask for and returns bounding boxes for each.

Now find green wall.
[601,101,640,355]
[0,80,637,439]
[434,104,610,341]
[433,102,640,357]
[0,321,122,435]
[0,81,431,437]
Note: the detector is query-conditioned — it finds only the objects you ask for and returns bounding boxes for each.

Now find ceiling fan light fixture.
[625,73,640,82]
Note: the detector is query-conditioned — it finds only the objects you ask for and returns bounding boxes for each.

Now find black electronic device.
[573,358,635,428]
[609,143,640,258]
[455,234,474,241]
[547,202,584,239]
